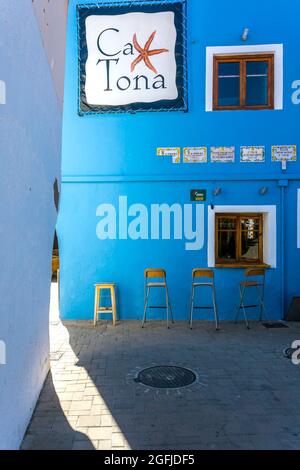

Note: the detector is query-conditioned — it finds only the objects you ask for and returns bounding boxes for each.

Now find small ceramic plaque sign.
[240,146,265,163]
[211,146,235,163]
[157,147,181,163]
[184,147,207,163]
[272,145,297,162]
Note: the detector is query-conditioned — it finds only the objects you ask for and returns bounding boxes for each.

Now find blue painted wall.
[59,0,300,321]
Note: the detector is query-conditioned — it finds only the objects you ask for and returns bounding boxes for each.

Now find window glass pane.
[218,218,236,230]
[240,217,260,231]
[246,61,268,76]
[241,231,259,260]
[218,231,236,260]
[218,62,240,107]
[246,61,269,106]
[219,62,240,76]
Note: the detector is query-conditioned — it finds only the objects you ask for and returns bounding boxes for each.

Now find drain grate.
[135,365,196,389]
[262,322,289,329]
[50,351,64,361]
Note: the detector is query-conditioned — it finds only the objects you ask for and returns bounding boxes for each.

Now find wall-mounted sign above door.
[78,1,187,115]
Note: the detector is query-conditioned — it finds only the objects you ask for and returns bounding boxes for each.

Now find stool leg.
[170,303,174,324]
[235,285,243,324]
[240,286,250,329]
[257,285,267,322]
[165,286,170,329]
[188,286,193,328]
[189,285,195,329]
[212,283,219,331]
[142,286,150,328]
[166,284,174,324]
[111,286,117,326]
[94,287,100,326]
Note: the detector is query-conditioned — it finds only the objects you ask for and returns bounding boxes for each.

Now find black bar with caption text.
[1,450,300,465]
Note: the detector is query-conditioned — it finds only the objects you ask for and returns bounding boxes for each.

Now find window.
[215,214,264,266]
[213,54,274,110]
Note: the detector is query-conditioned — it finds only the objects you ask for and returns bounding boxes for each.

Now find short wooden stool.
[94,283,117,326]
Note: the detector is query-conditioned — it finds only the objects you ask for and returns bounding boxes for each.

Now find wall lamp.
[241,28,250,41]
[211,187,222,209]
[259,187,268,196]
[213,187,222,197]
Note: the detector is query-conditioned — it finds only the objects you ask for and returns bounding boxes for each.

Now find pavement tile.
[21,320,300,450]
[77,416,101,428]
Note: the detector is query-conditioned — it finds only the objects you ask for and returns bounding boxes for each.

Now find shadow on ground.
[22,320,300,450]
[22,371,95,450]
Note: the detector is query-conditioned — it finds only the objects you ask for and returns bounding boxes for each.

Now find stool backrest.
[192,269,214,279]
[145,268,166,279]
[245,268,265,278]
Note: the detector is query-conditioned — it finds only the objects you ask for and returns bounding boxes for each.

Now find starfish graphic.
[131,31,169,74]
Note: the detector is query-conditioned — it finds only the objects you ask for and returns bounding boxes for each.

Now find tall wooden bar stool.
[94,283,117,326]
[235,268,267,329]
[189,269,219,330]
[142,269,174,329]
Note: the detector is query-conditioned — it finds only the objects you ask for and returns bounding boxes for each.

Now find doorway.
[50,231,60,322]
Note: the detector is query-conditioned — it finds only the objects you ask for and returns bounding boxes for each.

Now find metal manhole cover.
[134,365,196,389]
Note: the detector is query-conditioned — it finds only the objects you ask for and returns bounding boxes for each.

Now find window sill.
[213,107,274,111]
[215,263,271,269]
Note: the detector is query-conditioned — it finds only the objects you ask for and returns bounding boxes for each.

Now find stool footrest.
[239,304,260,309]
[194,306,214,309]
[148,306,168,309]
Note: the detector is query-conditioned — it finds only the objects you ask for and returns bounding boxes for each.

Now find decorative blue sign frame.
[77,0,188,115]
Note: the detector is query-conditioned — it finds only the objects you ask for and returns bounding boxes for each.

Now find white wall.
[32,0,69,107]
[0,0,63,449]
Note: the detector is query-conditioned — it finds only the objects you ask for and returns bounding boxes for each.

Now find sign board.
[190,190,207,202]
[272,145,297,162]
[78,1,187,115]
[184,147,207,163]
[157,147,180,163]
[240,146,265,163]
[211,147,235,163]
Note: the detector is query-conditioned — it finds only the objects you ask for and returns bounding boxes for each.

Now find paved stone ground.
[22,319,300,450]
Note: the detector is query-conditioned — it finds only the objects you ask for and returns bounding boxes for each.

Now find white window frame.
[208,205,277,268]
[205,44,283,112]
